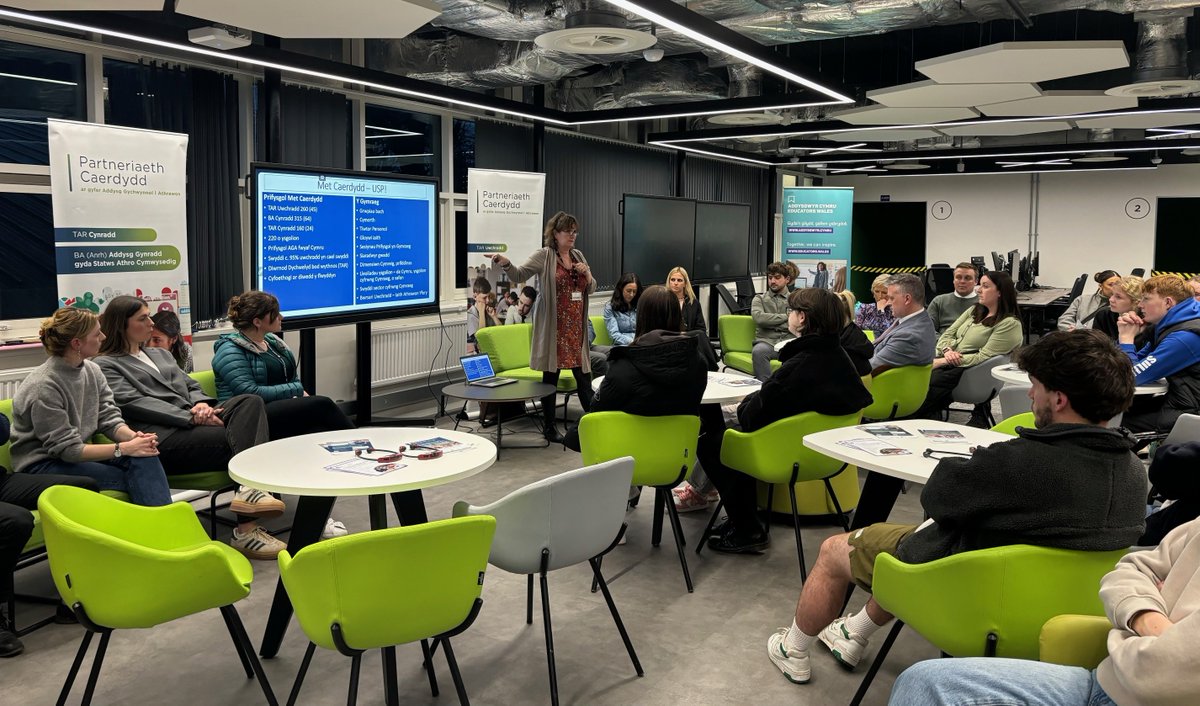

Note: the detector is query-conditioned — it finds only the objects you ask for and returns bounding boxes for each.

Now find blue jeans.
[25,456,172,507]
[889,658,1115,706]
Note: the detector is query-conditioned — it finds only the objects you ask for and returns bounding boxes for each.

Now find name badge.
[570,291,583,302]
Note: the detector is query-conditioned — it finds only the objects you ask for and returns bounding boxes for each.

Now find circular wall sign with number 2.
[1125,198,1150,219]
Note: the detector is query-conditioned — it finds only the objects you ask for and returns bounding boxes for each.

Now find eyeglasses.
[921,448,976,460]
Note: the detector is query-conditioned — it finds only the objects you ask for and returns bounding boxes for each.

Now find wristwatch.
[113,442,123,459]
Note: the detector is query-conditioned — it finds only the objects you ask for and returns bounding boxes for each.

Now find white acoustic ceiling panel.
[821,128,944,142]
[916,41,1129,84]
[938,121,1073,137]
[1073,112,1200,129]
[176,0,441,39]
[867,80,1041,108]
[2,1,161,8]
[979,91,1138,117]
[832,105,979,126]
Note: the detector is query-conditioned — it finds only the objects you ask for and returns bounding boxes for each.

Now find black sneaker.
[55,603,78,625]
[707,529,770,554]
[543,425,563,443]
[0,625,22,658]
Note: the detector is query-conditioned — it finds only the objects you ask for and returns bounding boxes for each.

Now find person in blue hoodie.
[1117,274,1200,434]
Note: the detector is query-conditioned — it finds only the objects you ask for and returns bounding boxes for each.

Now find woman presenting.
[490,211,596,442]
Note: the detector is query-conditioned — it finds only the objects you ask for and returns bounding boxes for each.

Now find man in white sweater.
[887,517,1200,706]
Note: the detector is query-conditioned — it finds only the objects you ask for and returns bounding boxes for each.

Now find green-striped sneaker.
[818,617,869,669]
[766,628,811,684]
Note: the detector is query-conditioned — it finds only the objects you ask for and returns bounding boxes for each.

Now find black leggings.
[264,395,356,440]
[912,365,968,420]
[542,368,594,429]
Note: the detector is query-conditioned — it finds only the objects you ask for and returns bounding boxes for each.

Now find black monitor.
[621,194,696,284]
[971,255,986,275]
[1030,251,1040,277]
[991,251,1004,273]
[693,201,751,284]
[1007,249,1020,279]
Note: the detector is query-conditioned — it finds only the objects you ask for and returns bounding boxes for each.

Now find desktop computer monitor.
[971,256,986,274]
[1007,249,1020,279]
[991,251,1005,273]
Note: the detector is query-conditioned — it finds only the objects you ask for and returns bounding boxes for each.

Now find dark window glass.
[453,118,475,193]
[0,193,57,319]
[365,104,441,182]
[0,40,85,164]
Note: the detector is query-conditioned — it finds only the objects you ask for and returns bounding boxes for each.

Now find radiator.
[0,367,35,399]
[371,319,467,387]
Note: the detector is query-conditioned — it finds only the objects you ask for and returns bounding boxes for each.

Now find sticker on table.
[837,439,912,456]
[715,376,761,387]
[857,424,912,437]
[918,428,967,441]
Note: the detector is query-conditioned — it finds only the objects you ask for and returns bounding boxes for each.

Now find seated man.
[1141,440,1200,546]
[766,329,1147,685]
[925,262,979,334]
[0,411,98,658]
[888,516,1200,706]
[750,261,795,381]
[1118,274,1200,434]
[869,272,936,373]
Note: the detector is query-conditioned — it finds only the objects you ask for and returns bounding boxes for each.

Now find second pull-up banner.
[782,186,853,290]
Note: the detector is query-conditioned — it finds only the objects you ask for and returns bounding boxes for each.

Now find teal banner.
[782,186,854,290]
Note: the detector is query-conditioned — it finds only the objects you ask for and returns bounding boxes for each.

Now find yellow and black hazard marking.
[851,265,926,274]
[1151,271,1198,279]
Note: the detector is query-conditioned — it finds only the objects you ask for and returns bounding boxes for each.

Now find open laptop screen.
[460,353,496,382]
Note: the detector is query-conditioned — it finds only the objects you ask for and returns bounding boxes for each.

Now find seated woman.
[701,288,874,553]
[602,272,641,347]
[95,296,301,560]
[668,266,706,332]
[212,291,355,440]
[854,274,895,336]
[1058,269,1120,331]
[914,270,1023,424]
[147,309,193,373]
[9,308,172,507]
[466,276,501,354]
[835,290,874,376]
[564,285,707,452]
[1094,275,1150,349]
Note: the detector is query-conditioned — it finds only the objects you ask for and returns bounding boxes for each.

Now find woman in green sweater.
[914,270,1023,423]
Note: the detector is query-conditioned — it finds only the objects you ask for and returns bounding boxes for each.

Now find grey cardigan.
[501,246,597,373]
[95,347,211,440]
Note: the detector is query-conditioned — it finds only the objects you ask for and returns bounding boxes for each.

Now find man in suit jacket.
[870,273,937,373]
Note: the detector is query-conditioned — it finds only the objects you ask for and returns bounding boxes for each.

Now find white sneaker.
[766,628,811,684]
[230,526,286,561]
[230,486,285,519]
[321,518,348,540]
[819,617,869,669]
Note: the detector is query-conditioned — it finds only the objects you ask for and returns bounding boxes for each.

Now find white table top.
[591,370,762,405]
[228,428,497,497]
[802,419,1013,485]
[991,363,1168,396]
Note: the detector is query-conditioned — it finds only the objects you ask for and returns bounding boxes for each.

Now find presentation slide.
[253,166,438,325]
[694,201,750,283]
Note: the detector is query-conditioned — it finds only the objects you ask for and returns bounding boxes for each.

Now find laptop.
[460,353,518,388]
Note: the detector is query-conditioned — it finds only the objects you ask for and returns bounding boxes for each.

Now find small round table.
[592,371,762,405]
[442,380,557,457]
[229,427,496,658]
[991,363,1168,396]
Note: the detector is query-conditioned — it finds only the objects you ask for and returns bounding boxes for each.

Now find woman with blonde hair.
[9,308,172,506]
[667,266,706,332]
[854,273,895,335]
[489,211,596,442]
[1095,275,1149,348]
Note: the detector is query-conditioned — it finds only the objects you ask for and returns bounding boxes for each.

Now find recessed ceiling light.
[1106,79,1200,98]
[708,112,784,126]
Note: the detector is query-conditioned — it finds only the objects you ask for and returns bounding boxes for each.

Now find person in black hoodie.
[1141,440,1200,546]
[563,285,708,451]
[704,288,874,554]
[766,329,1147,688]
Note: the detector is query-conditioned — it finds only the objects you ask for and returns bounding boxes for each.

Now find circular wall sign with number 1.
[931,201,952,220]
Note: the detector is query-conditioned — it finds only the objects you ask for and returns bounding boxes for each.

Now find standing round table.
[442,380,557,457]
[229,427,496,660]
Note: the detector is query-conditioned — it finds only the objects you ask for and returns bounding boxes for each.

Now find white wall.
[826,164,1200,288]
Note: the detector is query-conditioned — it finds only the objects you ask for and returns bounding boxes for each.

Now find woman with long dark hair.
[489,211,597,442]
[914,270,1023,423]
[1058,269,1120,331]
[147,310,193,373]
[603,273,642,346]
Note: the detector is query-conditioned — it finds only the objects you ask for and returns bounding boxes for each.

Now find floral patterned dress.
[555,259,584,369]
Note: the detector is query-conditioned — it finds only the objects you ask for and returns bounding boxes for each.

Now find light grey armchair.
[998,382,1033,421]
[452,457,642,706]
[951,354,1010,427]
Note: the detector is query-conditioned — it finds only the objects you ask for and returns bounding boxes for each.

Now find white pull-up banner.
[466,167,545,285]
[48,119,191,333]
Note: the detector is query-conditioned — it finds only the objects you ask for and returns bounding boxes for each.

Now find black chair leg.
[590,556,602,594]
[849,620,904,706]
[347,654,361,706]
[221,605,280,706]
[442,638,471,706]
[57,630,95,706]
[220,603,255,678]
[822,478,851,533]
[286,642,317,706]
[420,639,439,697]
[526,574,534,623]
[662,490,694,593]
[588,557,643,677]
[538,550,559,706]
[764,484,775,537]
[650,490,665,547]
[696,500,724,555]
[80,630,111,706]
[788,485,807,583]
[382,645,400,706]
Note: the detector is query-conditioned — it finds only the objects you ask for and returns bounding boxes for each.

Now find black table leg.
[849,471,906,531]
[495,412,504,461]
[260,495,335,658]
[390,489,429,526]
[369,495,388,530]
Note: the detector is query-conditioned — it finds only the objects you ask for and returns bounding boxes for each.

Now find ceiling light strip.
[0,71,77,86]
[866,166,1161,177]
[570,99,843,125]
[783,143,1200,166]
[601,0,852,103]
[646,140,775,165]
